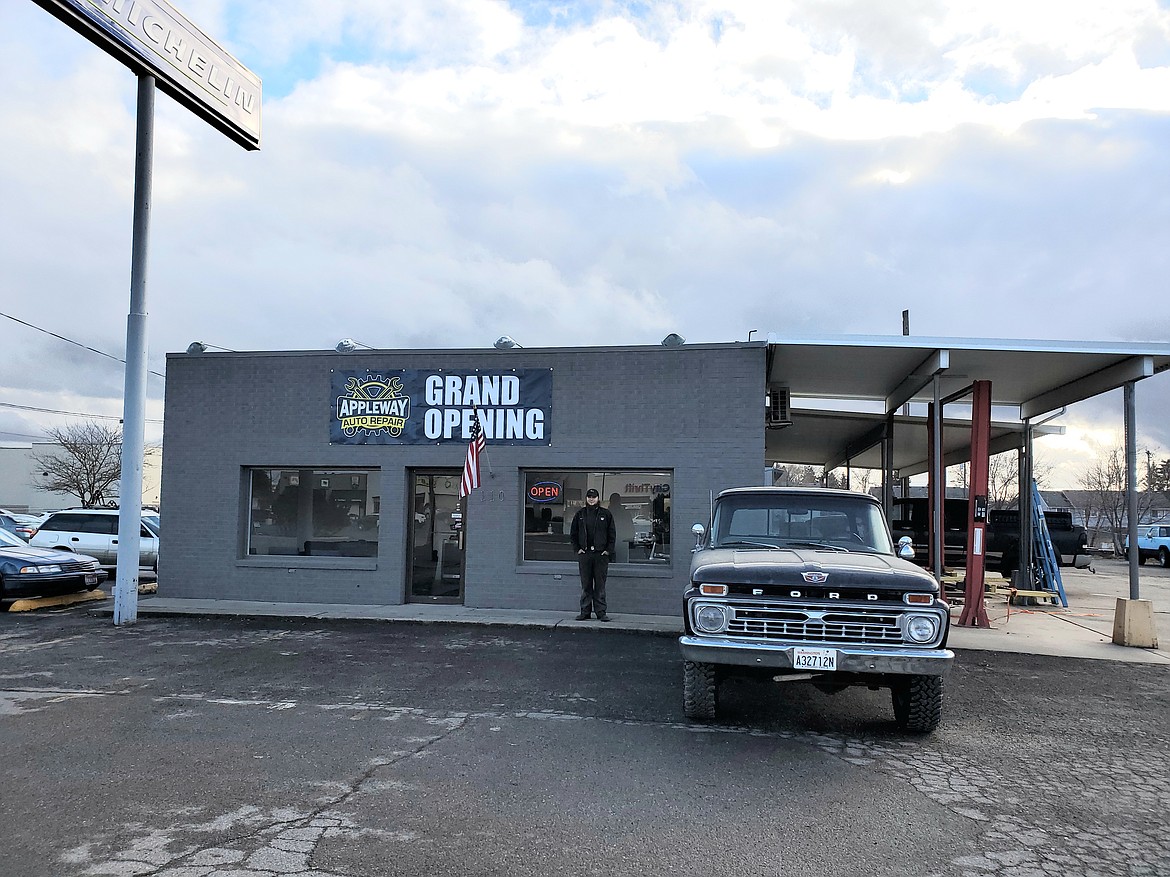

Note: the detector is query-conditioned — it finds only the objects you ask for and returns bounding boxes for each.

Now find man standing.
[570,488,616,621]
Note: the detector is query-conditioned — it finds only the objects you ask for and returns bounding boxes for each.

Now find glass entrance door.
[407,471,465,603]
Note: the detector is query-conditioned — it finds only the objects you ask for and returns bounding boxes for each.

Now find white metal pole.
[113,74,154,626]
[1124,381,1140,601]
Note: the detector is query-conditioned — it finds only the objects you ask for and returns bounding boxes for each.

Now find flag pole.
[476,407,495,478]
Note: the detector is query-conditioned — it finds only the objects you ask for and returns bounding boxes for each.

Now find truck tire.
[891,675,943,733]
[1160,548,1170,568]
[683,660,718,721]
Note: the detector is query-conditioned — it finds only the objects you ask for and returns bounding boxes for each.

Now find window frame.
[519,468,675,569]
[241,466,381,567]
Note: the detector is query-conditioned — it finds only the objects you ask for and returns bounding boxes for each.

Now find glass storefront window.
[247,468,379,557]
[523,470,672,564]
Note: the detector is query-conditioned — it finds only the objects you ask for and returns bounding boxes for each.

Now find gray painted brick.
[160,345,764,615]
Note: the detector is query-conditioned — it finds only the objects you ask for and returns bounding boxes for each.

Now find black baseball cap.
[585,488,599,498]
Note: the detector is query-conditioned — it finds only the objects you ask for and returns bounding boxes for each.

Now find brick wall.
[160,344,764,615]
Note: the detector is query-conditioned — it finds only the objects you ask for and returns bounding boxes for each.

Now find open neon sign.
[528,482,561,502]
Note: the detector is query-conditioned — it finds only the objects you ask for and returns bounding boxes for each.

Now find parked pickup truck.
[681,487,954,733]
[1123,525,1170,567]
[890,497,969,568]
[985,509,1090,574]
[891,498,1089,574]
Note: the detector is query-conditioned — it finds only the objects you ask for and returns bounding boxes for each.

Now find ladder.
[1029,482,1068,607]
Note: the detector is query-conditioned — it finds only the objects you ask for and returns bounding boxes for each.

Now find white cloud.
[2,0,1170,471]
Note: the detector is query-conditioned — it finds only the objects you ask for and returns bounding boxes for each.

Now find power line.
[0,401,163,423]
[0,310,166,379]
[0,429,163,447]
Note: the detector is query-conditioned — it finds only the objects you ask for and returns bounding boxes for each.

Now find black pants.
[578,551,609,616]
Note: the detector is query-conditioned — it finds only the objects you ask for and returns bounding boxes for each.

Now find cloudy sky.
[2,0,1170,487]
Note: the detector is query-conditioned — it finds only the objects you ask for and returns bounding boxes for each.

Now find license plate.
[793,647,837,671]
[85,573,98,585]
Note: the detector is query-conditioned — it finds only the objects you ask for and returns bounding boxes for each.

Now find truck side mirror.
[692,523,706,551]
[897,535,915,560]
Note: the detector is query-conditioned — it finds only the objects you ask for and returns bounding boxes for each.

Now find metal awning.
[762,333,1170,607]
[766,335,1170,418]
[767,408,1062,476]
[764,334,1170,474]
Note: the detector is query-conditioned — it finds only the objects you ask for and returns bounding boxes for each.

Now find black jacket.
[570,505,616,555]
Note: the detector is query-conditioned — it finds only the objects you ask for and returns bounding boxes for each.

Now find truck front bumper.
[679,636,954,677]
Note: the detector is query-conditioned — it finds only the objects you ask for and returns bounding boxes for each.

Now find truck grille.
[721,601,907,645]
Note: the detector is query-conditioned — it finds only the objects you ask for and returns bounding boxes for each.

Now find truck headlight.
[695,604,728,634]
[905,614,939,643]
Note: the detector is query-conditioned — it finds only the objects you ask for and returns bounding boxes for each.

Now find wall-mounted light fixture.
[661,333,686,347]
[493,335,522,349]
[186,341,235,354]
[336,339,374,352]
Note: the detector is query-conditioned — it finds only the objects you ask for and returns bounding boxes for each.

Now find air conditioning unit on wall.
[766,384,792,428]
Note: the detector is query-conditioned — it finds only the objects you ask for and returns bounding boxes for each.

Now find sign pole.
[30,1,260,627]
[113,74,155,626]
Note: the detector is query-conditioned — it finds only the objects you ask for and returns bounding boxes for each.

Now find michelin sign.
[330,369,552,445]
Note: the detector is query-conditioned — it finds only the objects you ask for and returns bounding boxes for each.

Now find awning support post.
[1124,381,1140,601]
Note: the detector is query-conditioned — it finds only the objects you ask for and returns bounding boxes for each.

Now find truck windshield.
[711,494,894,555]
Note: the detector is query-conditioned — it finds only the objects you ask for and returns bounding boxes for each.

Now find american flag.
[459,414,486,497]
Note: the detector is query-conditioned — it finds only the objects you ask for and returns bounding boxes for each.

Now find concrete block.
[1112,598,1160,648]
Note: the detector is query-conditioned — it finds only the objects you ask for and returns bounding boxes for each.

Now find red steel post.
[958,380,992,627]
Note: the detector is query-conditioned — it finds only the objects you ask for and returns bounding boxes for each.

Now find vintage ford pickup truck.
[681,487,954,732]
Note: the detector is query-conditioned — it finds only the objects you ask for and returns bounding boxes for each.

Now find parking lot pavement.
[1,610,1168,877]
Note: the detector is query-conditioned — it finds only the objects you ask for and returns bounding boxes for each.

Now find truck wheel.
[1139,553,1147,566]
[891,675,943,733]
[1160,548,1170,568]
[683,660,718,721]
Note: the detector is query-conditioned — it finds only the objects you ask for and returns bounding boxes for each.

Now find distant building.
[0,441,161,512]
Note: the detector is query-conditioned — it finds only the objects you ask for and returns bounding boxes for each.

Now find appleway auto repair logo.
[336,374,410,437]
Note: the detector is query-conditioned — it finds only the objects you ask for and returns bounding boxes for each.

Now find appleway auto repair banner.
[330,369,553,445]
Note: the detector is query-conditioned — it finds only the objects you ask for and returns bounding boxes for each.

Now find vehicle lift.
[1005,482,1068,607]
[925,380,993,626]
[957,381,992,627]
[929,381,1066,625]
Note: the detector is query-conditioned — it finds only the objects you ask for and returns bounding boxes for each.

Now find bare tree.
[1078,444,1160,554]
[846,468,877,494]
[950,451,1053,509]
[32,422,123,508]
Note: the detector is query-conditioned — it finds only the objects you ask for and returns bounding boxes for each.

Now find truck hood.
[690,547,938,592]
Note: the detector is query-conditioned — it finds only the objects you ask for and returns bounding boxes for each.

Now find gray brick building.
[160,343,764,615]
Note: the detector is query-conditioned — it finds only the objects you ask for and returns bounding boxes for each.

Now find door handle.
[71,537,79,541]
[112,539,118,544]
